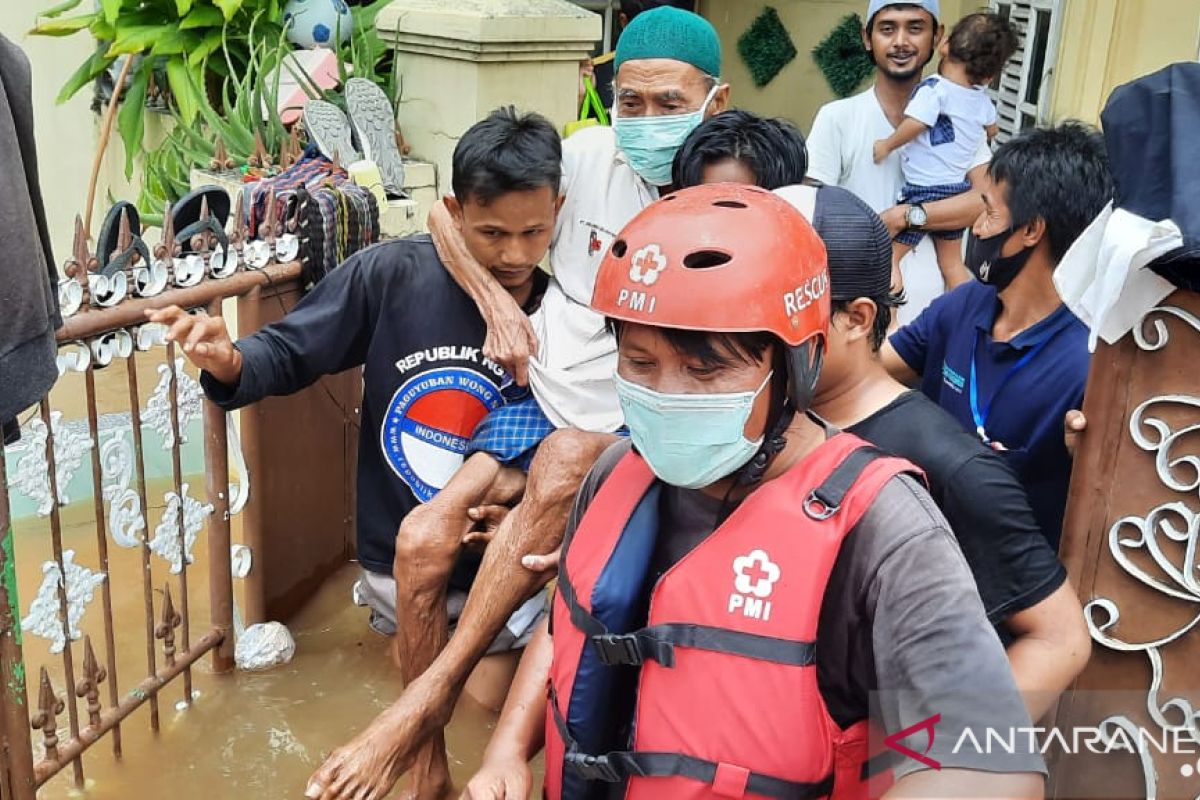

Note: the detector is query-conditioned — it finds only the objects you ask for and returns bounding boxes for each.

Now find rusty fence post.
[0,450,38,800]
[204,302,236,673]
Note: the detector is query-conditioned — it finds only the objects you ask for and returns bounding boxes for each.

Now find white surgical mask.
[613,85,719,186]
[615,369,771,489]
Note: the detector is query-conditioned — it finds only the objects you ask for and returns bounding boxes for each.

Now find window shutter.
[988,0,1063,143]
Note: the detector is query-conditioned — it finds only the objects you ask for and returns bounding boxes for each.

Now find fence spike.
[74,635,107,728]
[154,584,182,668]
[30,666,65,762]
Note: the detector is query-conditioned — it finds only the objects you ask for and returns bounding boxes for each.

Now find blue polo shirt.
[890,281,1089,549]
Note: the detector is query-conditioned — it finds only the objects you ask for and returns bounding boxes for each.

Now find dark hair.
[946,12,1019,85]
[620,0,693,20]
[672,110,808,190]
[451,106,562,206]
[989,122,1113,263]
[832,292,905,352]
[866,3,937,35]
[606,318,775,368]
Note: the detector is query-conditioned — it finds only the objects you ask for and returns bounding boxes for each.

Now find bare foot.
[307,681,453,800]
[306,710,420,799]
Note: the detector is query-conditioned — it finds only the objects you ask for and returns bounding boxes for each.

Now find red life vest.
[545,433,916,800]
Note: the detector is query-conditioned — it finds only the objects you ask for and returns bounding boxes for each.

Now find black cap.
[774,184,893,301]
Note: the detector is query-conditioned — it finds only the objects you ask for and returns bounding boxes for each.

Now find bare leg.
[933,235,971,290]
[891,240,914,296]
[889,241,915,334]
[393,453,525,800]
[307,429,617,800]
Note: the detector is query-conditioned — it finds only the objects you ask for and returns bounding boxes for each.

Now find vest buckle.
[802,490,839,521]
[565,751,621,782]
[591,632,644,666]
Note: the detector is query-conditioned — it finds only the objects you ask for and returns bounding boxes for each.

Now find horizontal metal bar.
[56,261,302,343]
[33,628,224,787]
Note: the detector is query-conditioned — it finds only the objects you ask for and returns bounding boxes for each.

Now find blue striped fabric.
[465,395,557,472]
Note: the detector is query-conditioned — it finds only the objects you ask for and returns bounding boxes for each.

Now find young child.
[873,12,1019,289]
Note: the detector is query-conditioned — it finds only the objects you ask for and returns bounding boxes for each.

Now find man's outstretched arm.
[149,252,376,409]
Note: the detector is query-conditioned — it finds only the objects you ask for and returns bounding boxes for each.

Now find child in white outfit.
[873,12,1019,289]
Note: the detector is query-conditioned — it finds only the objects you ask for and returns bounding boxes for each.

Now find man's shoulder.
[562,125,618,161]
[852,393,979,478]
[927,279,995,326]
[844,472,950,572]
[346,233,434,269]
[814,87,877,123]
[346,234,448,287]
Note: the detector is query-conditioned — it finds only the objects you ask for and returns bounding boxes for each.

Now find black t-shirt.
[846,391,1066,626]
[202,235,545,583]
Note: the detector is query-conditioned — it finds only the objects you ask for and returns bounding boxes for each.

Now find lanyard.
[968,329,1052,444]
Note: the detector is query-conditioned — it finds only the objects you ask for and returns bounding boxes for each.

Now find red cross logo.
[733,550,780,598]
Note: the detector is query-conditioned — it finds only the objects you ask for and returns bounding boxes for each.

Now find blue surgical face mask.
[615,370,772,489]
[613,85,719,186]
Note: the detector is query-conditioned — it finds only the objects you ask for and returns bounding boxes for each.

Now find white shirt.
[900,75,997,187]
[807,85,991,322]
[528,126,657,432]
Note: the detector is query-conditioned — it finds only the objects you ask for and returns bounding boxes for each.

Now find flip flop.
[97,200,149,278]
[303,100,361,165]
[344,77,406,196]
[172,184,230,249]
[171,185,232,281]
[173,185,231,261]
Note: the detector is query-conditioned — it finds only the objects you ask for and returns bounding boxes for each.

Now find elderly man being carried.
[306,7,730,800]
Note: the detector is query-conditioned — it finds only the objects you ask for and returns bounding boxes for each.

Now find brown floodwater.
[9,364,543,798]
[20,522,540,799]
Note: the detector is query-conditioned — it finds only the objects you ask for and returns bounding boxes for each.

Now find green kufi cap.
[614,7,722,79]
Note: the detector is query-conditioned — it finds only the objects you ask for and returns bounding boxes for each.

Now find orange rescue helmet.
[592,183,830,410]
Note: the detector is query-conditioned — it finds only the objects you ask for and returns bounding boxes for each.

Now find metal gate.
[0,196,301,798]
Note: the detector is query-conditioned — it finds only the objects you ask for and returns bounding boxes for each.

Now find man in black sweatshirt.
[148,107,569,788]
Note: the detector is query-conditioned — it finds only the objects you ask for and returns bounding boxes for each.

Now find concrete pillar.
[376,0,601,196]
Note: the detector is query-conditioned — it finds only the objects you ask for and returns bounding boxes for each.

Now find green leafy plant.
[33,0,289,175]
[33,0,397,184]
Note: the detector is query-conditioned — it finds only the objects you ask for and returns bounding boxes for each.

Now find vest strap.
[560,566,817,668]
[592,624,817,669]
[803,445,886,520]
[551,688,833,800]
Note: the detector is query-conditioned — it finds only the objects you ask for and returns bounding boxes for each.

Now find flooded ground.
[26,548,539,799]
[8,359,542,798]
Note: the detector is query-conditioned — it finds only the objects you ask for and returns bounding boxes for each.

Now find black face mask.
[964,227,1035,291]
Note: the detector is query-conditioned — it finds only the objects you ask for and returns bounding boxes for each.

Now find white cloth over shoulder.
[528,126,657,432]
[1054,202,1181,350]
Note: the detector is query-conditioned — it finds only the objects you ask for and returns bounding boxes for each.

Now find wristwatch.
[905,203,929,229]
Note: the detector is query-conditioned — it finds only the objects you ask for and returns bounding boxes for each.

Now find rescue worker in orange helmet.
[463,184,1045,800]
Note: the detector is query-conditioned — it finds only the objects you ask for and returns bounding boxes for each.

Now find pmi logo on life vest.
[727,549,781,622]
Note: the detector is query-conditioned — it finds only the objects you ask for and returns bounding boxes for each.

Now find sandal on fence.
[345,78,406,196]
[303,100,360,165]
